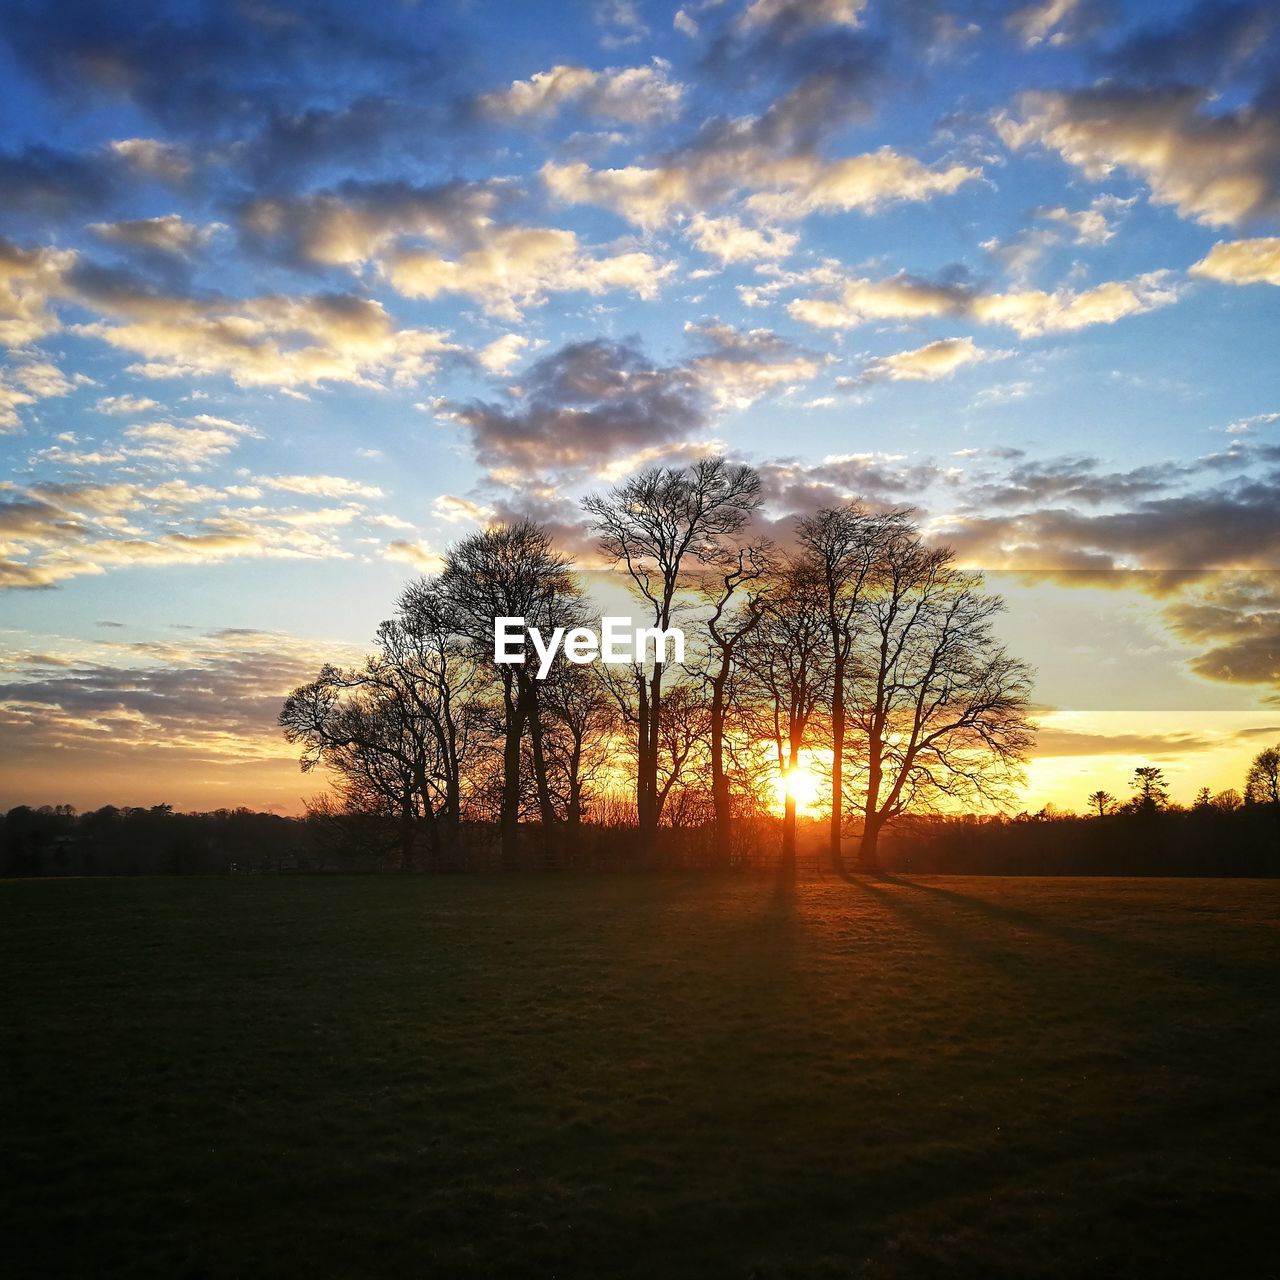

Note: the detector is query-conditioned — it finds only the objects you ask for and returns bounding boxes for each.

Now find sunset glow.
[0,0,1277,819]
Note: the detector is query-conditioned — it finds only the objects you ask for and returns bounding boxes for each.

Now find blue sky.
[2,0,1278,812]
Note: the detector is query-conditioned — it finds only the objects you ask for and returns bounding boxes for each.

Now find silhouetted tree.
[1131,765,1169,815]
[1245,745,1280,807]
[584,458,762,859]
[797,504,910,877]
[1089,789,1116,817]
[848,529,1034,872]
[742,558,831,880]
[438,519,583,868]
[696,542,770,866]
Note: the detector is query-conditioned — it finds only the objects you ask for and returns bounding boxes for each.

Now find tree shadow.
[850,874,1036,977]
[866,874,1275,997]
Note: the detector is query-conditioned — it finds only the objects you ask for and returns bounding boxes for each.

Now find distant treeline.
[884,806,1280,878]
[4,801,1277,878]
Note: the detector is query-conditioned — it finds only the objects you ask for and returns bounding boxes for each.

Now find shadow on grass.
[859,874,1274,999]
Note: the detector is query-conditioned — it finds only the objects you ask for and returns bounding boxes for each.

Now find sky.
[1,0,1278,815]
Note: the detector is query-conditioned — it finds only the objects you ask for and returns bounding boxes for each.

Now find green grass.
[3,875,1279,1279]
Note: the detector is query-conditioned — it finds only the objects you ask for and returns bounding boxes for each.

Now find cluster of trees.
[0,805,310,877]
[1085,749,1280,818]
[282,458,1034,875]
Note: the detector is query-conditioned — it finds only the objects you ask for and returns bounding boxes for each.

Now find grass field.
[3,875,1279,1278]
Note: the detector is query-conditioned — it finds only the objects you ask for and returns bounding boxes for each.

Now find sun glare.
[773,762,822,814]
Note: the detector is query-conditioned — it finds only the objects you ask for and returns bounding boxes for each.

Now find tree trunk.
[500,677,525,871]
[710,668,731,868]
[524,683,562,870]
[859,816,882,874]
[829,657,847,877]
[636,666,662,863]
[780,790,797,881]
[779,739,800,881]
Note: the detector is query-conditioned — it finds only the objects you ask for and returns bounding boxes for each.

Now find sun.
[773,762,822,814]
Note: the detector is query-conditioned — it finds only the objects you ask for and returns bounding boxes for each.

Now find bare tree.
[538,661,618,847]
[280,670,438,870]
[584,458,762,857]
[848,530,1034,872]
[742,559,831,880]
[796,505,910,876]
[439,520,582,868]
[697,543,771,866]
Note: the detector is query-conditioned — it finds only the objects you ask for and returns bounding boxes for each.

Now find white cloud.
[1191,238,1280,287]
[382,226,672,320]
[687,214,798,263]
[477,333,532,374]
[849,336,997,384]
[478,60,683,124]
[1006,0,1085,47]
[998,87,1280,227]
[257,475,385,499]
[545,146,981,228]
[96,394,162,416]
[0,360,75,430]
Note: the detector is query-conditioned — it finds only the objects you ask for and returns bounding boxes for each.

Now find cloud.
[546,147,980,227]
[745,147,981,220]
[788,270,972,327]
[477,60,683,123]
[1191,237,1280,287]
[384,539,443,573]
[0,360,75,430]
[1034,726,1214,757]
[237,181,500,269]
[0,627,364,774]
[447,337,704,480]
[108,138,192,183]
[382,226,672,321]
[1006,0,1098,48]
[0,237,74,346]
[119,419,253,468]
[258,475,385,499]
[447,323,827,484]
[756,452,946,517]
[849,336,997,384]
[998,85,1280,227]
[237,181,671,320]
[67,268,457,389]
[684,321,827,408]
[789,266,1178,336]
[982,195,1134,284]
[739,0,868,32]
[972,271,1180,337]
[595,0,649,48]
[1101,2,1279,88]
[432,494,492,525]
[1163,573,1280,693]
[686,213,799,263]
[938,477,1280,573]
[0,0,443,137]
[0,144,118,217]
[477,334,532,374]
[0,488,363,590]
[87,215,216,258]
[95,394,162,416]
